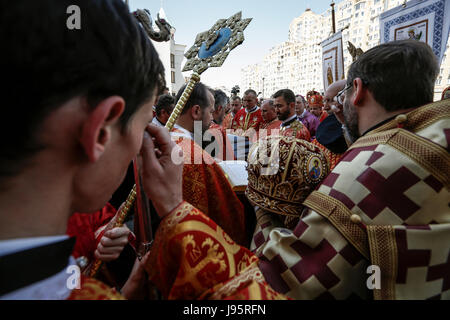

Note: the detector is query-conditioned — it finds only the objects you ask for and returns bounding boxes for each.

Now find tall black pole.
[331,1,336,34]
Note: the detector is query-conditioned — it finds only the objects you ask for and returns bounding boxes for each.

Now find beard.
[343,98,360,144]
[201,120,211,135]
[277,108,291,121]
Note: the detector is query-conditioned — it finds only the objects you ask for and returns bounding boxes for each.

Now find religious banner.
[321,31,344,91]
[380,0,450,64]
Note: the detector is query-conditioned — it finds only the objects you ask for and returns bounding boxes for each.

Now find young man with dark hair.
[252,40,450,300]
[152,94,175,127]
[343,39,439,143]
[273,89,310,141]
[231,96,243,113]
[0,0,185,299]
[174,82,213,134]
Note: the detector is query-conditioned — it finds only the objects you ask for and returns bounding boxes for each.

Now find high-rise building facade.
[241,0,450,100]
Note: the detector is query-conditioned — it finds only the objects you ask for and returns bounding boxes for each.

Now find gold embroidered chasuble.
[250,100,450,300]
[146,201,287,300]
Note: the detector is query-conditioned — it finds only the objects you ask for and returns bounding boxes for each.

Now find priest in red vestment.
[224,96,242,130]
[170,82,248,246]
[259,99,282,137]
[273,89,311,141]
[232,89,264,139]
[208,89,235,161]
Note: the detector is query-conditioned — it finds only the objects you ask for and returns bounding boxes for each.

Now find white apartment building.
[151,8,187,96]
[241,0,450,100]
[241,63,263,96]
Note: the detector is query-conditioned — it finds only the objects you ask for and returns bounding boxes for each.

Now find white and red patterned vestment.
[250,100,450,300]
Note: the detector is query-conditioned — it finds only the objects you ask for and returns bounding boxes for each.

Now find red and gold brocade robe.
[279,118,311,141]
[68,275,124,300]
[260,119,282,136]
[247,119,283,143]
[232,107,264,133]
[170,126,248,246]
[251,100,450,300]
[146,201,287,300]
[310,138,344,170]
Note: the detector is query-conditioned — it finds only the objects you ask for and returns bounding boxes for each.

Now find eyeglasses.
[335,83,353,105]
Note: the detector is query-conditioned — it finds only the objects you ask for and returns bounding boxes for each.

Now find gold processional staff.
[87,10,252,278]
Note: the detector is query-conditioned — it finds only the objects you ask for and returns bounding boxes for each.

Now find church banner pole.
[331,1,336,34]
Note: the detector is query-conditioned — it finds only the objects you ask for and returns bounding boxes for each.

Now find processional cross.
[87,9,251,278]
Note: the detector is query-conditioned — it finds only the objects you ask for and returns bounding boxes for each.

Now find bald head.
[261,99,277,122]
[324,80,346,113]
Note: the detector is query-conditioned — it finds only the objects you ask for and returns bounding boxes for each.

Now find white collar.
[152,117,165,127]
[300,109,308,118]
[281,114,298,126]
[0,235,69,257]
[246,106,259,114]
[0,256,76,300]
[0,235,75,300]
[172,124,194,140]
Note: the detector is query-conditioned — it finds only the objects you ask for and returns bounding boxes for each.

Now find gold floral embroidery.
[202,238,227,274]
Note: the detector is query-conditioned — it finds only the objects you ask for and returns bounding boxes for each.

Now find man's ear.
[80,96,125,162]
[191,105,202,120]
[351,78,366,107]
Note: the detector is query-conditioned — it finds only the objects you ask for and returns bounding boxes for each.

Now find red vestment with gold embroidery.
[260,119,282,136]
[170,128,248,246]
[310,138,344,170]
[279,119,311,141]
[232,107,264,133]
[146,201,288,300]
